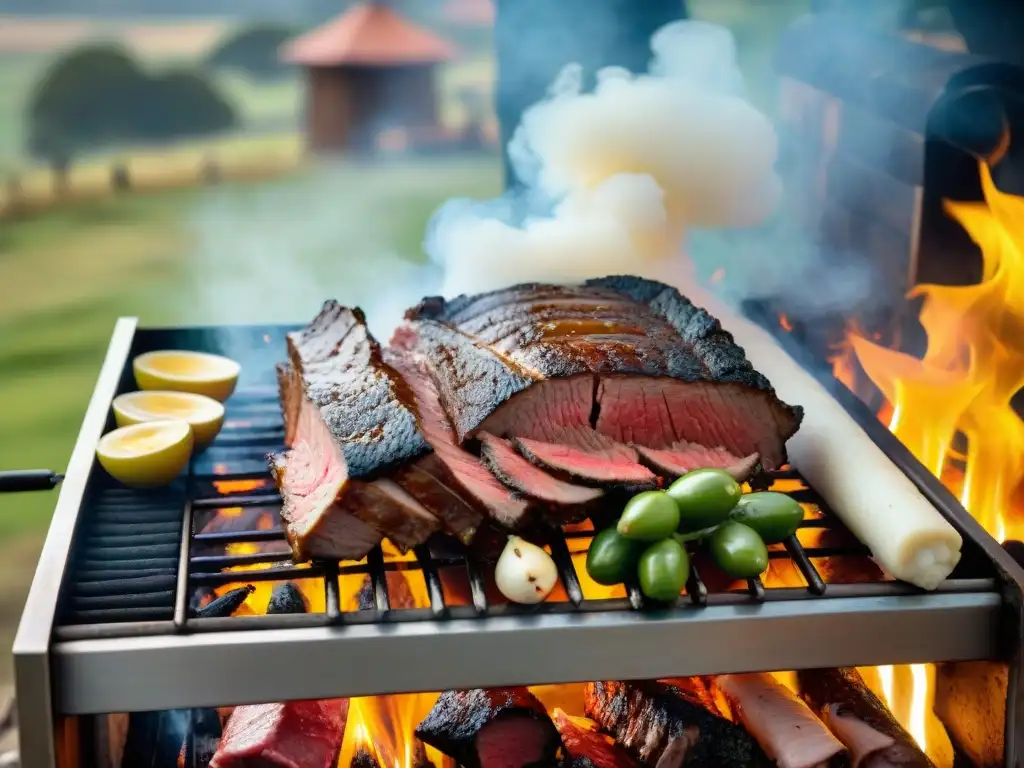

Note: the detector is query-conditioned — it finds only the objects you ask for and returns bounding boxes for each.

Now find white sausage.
[689,286,963,590]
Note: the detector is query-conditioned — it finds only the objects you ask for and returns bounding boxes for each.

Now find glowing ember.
[213,478,269,495]
[847,162,1024,539]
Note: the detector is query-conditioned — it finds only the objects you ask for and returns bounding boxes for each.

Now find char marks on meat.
[403,277,801,470]
[386,350,532,533]
[553,710,639,768]
[479,431,604,508]
[416,688,562,768]
[797,668,934,767]
[273,279,803,562]
[584,680,770,768]
[209,698,349,768]
[271,302,439,557]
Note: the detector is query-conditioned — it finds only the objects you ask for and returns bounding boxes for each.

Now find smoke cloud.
[185,162,441,342]
[426,20,783,297]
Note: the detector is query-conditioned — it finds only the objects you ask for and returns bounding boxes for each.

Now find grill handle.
[0,470,64,493]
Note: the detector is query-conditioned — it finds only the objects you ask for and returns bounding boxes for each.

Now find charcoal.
[352,748,382,768]
[267,582,307,615]
[192,585,254,619]
[189,586,217,614]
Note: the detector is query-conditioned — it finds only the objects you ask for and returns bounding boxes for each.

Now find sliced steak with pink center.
[391,455,484,545]
[386,340,533,532]
[478,431,603,513]
[209,698,349,768]
[270,301,439,559]
[635,443,761,482]
[403,278,802,470]
[416,688,562,768]
[511,427,657,490]
[269,446,382,562]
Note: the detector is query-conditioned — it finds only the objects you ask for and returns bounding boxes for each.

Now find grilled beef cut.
[584,680,770,768]
[478,431,604,509]
[416,688,562,768]
[552,710,639,768]
[209,698,349,768]
[634,444,761,482]
[274,301,439,555]
[386,351,532,533]
[271,278,803,563]
[402,277,802,470]
[512,428,657,490]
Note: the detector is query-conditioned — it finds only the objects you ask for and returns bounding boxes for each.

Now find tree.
[26,45,238,169]
[134,71,238,141]
[27,45,148,167]
[205,23,297,82]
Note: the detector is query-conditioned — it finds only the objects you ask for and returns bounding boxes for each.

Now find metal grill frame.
[13,316,1024,768]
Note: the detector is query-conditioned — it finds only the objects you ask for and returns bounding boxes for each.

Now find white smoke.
[427,20,783,297]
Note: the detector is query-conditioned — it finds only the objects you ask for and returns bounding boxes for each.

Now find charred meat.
[403,277,801,470]
[584,679,770,767]
[416,687,562,768]
[553,709,639,768]
[273,302,438,556]
[797,668,934,767]
[270,278,802,563]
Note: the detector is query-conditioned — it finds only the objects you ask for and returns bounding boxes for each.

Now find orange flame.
[337,550,443,768]
[849,161,1024,540]
[838,161,1024,765]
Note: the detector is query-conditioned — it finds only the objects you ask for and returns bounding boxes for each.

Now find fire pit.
[11,311,1024,768]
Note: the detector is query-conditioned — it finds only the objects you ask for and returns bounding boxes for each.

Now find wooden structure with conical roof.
[281,2,457,153]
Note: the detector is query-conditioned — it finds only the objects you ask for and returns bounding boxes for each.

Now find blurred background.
[0,0,972,702]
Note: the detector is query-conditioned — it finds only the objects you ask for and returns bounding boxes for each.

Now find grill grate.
[57,386,994,637]
[60,482,186,625]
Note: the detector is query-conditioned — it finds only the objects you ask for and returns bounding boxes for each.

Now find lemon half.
[96,420,194,487]
[134,350,240,402]
[113,390,225,448]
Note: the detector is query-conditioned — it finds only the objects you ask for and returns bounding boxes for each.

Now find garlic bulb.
[495,536,559,604]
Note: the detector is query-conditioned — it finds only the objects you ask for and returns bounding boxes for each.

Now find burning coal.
[426,20,782,297]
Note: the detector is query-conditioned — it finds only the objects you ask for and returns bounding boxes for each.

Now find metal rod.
[172,471,195,632]
[0,469,64,493]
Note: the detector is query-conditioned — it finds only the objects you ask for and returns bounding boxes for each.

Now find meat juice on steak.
[385,350,532,534]
[403,277,801,471]
[584,680,771,768]
[416,687,562,768]
[273,301,439,557]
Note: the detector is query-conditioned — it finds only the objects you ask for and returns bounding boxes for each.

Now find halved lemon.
[133,350,240,402]
[96,420,194,487]
[113,390,225,448]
